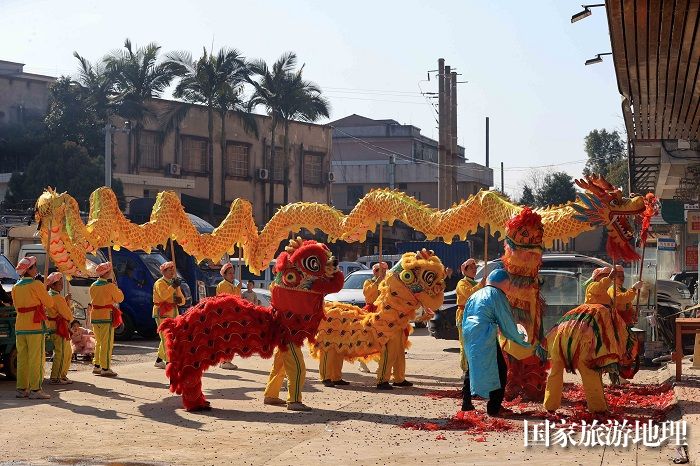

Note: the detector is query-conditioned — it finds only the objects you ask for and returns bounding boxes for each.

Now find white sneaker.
[220,361,238,370]
[154,361,166,369]
[100,368,118,377]
[287,402,312,412]
[28,390,51,399]
[92,366,102,375]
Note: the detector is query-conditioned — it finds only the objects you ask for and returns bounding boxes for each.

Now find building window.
[226,142,250,178]
[304,153,323,185]
[347,185,364,207]
[265,146,284,182]
[139,131,161,169]
[182,136,208,173]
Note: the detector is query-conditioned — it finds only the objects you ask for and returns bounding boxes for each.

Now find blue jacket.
[462,285,530,398]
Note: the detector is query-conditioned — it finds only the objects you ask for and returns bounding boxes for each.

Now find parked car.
[325,270,372,306]
[357,255,402,269]
[670,270,697,298]
[337,261,369,276]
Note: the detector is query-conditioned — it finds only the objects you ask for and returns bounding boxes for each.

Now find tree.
[248,52,298,220]
[519,185,536,206]
[167,47,248,221]
[279,64,330,204]
[535,171,577,207]
[44,76,103,155]
[0,119,47,174]
[583,128,628,193]
[4,142,123,211]
[104,39,178,174]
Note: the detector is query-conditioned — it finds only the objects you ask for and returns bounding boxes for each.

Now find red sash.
[16,304,47,323]
[93,304,123,328]
[48,316,70,340]
[157,302,176,318]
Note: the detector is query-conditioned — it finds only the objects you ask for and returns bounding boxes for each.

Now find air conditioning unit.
[168,163,181,176]
[327,172,335,183]
[257,168,269,181]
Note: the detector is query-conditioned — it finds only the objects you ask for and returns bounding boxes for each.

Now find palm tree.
[247,52,297,221]
[167,47,247,221]
[215,84,258,204]
[104,39,178,174]
[73,51,114,120]
[279,66,330,204]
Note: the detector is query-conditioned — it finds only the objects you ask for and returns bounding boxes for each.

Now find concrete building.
[110,98,332,222]
[0,60,55,126]
[330,114,492,211]
[329,114,493,258]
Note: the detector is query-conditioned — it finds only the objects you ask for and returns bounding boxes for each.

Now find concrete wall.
[0,74,53,125]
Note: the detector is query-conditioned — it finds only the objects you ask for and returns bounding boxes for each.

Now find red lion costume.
[160,238,344,411]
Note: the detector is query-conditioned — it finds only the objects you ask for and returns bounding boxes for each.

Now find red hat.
[46,272,63,286]
[16,256,37,274]
[460,259,476,274]
[95,262,112,276]
[220,263,233,277]
[372,262,388,275]
[160,261,175,273]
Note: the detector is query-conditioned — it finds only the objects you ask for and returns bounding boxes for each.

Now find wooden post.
[43,219,53,277]
[634,244,647,315]
[238,247,243,283]
[169,238,177,271]
[378,223,384,279]
[481,225,489,285]
[107,246,115,282]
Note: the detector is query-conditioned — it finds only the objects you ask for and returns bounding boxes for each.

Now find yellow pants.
[377,332,406,384]
[319,348,344,381]
[544,359,607,413]
[50,333,72,380]
[263,344,305,403]
[92,323,114,370]
[155,317,168,362]
[456,307,467,372]
[16,332,45,391]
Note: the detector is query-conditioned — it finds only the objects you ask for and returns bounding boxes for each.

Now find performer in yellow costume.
[46,272,73,385]
[90,262,124,377]
[455,259,482,373]
[152,261,185,369]
[13,256,53,399]
[584,267,613,305]
[607,265,643,324]
[216,262,241,370]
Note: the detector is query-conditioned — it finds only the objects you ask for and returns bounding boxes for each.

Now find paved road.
[0,329,683,465]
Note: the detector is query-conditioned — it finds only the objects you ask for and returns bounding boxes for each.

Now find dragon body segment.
[34,175,646,278]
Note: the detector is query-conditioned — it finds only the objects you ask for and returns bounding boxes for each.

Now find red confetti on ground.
[435,434,446,440]
[401,382,676,438]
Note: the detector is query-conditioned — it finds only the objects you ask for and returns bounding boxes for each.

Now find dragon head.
[572,175,646,261]
[385,249,446,311]
[272,237,344,296]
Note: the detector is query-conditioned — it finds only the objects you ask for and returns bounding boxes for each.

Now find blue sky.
[1,0,622,197]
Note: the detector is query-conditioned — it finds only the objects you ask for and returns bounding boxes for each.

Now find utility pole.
[485,117,490,170]
[444,65,452,208]
[389,154,396,189]
[438,58,446,210]
[501,161,504,193]
[450,71,458,206]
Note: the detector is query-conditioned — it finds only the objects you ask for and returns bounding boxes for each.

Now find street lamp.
[571,3,606,23]
[585,52,612,65]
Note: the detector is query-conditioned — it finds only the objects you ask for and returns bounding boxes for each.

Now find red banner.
[686,246,698,269]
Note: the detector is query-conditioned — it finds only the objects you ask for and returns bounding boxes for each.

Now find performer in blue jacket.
[461,268,531,416]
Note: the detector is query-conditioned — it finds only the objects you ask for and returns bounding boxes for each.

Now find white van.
[229,258,277,290]
[357,254,402,269]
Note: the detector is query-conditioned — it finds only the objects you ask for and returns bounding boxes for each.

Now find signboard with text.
[688,211,700,233]
[657,238,677,251]
[686,246,698,269]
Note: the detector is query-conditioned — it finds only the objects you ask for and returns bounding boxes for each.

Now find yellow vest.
[89,279,124,322]
[363,278,380,306]
[456,277,482,310]
[152,277,185,318]
[216,280,241,296]
[46,290,73,330]
[11,278,54,332]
